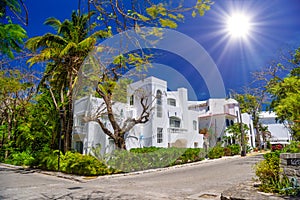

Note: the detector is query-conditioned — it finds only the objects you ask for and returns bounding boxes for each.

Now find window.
[156,90,162,105]
[167,98,176,106]
[77,116,84,127]
[170,117,181,128]
[226,119,230,127]
[193,120,197,130]
[230,120,234,126]
[130,95,134,105]
[157,128,163,143]
[156,90,162,118]
[194,142,198,148]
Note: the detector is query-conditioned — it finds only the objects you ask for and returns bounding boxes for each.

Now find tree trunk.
[64,69,75,152]
[254,125,262,150]
[5,114,12,159]
[114,134,126,150]
[65,96,73,152]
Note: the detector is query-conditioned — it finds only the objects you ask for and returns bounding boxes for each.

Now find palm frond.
[44,17,62,32]
[60,42,77,57]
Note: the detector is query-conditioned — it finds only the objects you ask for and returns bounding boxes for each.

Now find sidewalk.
[221,181,298,200]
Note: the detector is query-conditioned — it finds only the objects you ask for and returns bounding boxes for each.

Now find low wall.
[280,153,300,183]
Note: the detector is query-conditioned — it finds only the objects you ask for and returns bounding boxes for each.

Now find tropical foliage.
[26,11,111,152]
[0,0,27,58]
[233,92,264,148]
[225,122,249,145]
[267,49,300,141]
[255,144,300,196]
[207,143,224,159]
[0,69,36,159]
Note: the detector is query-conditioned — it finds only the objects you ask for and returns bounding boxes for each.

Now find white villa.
[188,99,255,148]
[72,76,255,154]
[259,111,292,146]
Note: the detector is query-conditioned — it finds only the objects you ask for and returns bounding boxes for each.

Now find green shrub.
[282,141,300,153]
[246,145,252,153]
[228,144,240,155]
[6,151,35,166]
[223,147,232,156]
[60,152,114,176]
[37,150,59,171]
[177,148,205,163]
[208,144,224,159]
[108,147,185,172]
[108,147,205,172]
[254,151,281,193]
[267,141,272,150]
[130,146,162,153]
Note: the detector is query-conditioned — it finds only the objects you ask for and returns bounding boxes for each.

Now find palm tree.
[26,11,111,152]
[259,124,271,149]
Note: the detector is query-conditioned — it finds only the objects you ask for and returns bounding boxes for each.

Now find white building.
[188,99,255,148]
[72,76,255,154]
[259,111,292,146]
[127,76,203,149]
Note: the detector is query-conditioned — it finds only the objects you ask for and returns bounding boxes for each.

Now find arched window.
[156,90,162,117]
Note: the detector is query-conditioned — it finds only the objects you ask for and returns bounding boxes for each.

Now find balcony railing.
[168,128,188,134]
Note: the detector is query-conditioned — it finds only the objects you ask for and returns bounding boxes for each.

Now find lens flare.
[226,13,251,38]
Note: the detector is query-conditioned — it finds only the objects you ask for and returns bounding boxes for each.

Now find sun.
[226,13,251,38]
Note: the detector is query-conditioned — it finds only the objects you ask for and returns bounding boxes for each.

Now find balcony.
[168,128,188,134]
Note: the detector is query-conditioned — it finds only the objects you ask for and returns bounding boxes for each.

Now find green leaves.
[193,0,212,17]
[0,0,28,58]
[0,23,27,58]
[159,18,178,29]
[146,3,167,19]
[267,65,300,140]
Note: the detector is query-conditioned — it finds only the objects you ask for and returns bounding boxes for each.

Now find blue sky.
[24,0,300,100]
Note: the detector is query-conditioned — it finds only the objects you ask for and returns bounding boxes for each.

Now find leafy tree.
[267,70,300,140]
[0,0,28,59]
[258,124,271,148]
[26,11,111,152]
[232,92,264,149]
[92,0,213,31]
[16,87,60,153]
[112,78,133,103]
[0,69,35,158]
[225,122,249,145]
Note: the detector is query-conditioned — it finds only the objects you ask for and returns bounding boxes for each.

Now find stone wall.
[280,153,300,183]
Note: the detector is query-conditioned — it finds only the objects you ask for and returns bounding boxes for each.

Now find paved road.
[0,154,263,200]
